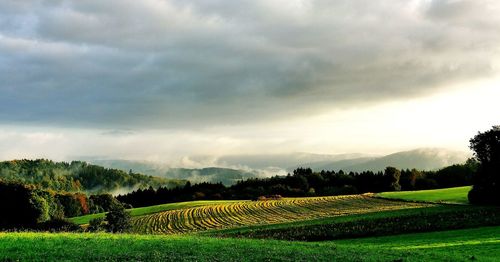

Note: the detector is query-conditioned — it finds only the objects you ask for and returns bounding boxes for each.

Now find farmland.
[1,226,498,261]
[69,200,243,225]
[377,186,471,204]
[131,195,432,234]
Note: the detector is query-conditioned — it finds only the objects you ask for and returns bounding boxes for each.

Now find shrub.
[105,205,131,233]
[37,218,81,232]
[88,217,105,232]
[89,194,123,212]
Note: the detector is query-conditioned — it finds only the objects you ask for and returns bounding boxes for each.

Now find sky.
[0,0,499,163]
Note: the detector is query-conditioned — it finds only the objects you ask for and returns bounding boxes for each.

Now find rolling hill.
[84,148,469,186]
[0,159,185,194]
[295,148,470,172]
[216,152,372,170]
[86,159,264,186]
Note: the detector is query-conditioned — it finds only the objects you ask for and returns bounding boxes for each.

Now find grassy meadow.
[0,226,498,261]
[377,186,471,204]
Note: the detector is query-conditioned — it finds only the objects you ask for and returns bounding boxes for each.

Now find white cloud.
[0,77,497,162]
[0,0,498,160]
[0,0,498,128]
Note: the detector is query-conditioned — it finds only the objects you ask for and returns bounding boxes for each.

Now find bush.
[105,205,131,233]
[37,218,81,232]
[89,194,123,213]
[87,217,105,232]
[56,194,86,217]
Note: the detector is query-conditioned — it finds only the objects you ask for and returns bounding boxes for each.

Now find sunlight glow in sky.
[0,0,498,163]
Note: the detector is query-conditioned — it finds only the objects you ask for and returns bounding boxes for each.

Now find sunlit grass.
[0,226,498,261]
[378,186,471,204]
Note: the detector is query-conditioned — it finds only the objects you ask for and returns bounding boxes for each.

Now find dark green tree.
[468,126,500,205]
[105,205,131,233]
[0,181,54,228]
[384,167,401,191]
[88,217,105,232]
[400,169,420,190]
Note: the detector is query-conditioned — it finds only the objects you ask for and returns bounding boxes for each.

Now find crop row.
[131,195,433,234]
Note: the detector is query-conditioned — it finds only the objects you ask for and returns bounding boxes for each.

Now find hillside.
[297,148,470,172]
[216,149,469,172]
[160,167,262,186]
[217,152,371,170]
[87,159,264,186]
[0,159,185,194]
[86,148,469,184]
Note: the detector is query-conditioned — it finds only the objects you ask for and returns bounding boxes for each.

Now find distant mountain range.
[216,152,373,170]
[86,148,470,185]
[295,148,471,172]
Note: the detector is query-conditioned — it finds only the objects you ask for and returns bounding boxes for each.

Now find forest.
[0,159,185,193]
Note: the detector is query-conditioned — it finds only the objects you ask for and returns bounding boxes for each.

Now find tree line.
[117,161,478,208]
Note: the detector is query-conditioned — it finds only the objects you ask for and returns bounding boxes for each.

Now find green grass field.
[377,186,471,204]
[1,226,498,261]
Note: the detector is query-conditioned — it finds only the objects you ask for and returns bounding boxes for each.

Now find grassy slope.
[377,186,471,204]
[0,226,498,261]
[69,200,245,225]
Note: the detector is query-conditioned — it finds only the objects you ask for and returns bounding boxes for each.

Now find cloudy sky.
[0,0,499,163]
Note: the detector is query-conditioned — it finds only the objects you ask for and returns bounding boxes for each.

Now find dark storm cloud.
[0,0,498,128]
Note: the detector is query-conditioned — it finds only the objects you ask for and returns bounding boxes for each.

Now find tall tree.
[468,126,500,205]
[384,167,401,191]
